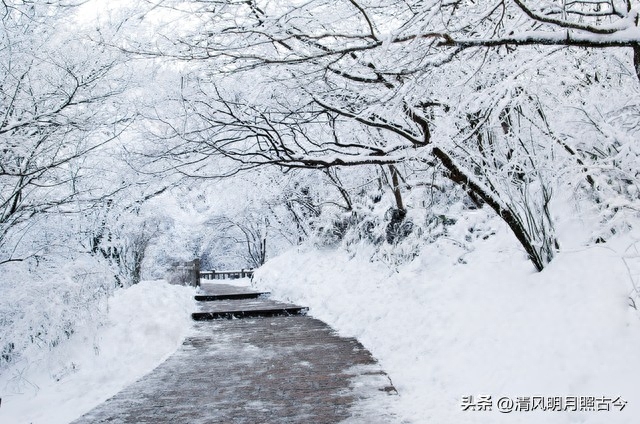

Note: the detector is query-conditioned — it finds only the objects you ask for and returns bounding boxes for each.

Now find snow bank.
[0,280,195,424]
[254,221,640,424]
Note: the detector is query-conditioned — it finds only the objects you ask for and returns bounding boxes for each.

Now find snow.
[253,217,640,424]
[3,216,640,424]
[0,281,195,424]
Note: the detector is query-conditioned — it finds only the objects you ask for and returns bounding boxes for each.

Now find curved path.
[71,283,401,423]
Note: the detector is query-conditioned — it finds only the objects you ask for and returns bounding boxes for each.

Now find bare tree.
[0,1,134,265]
[118,0,640,270]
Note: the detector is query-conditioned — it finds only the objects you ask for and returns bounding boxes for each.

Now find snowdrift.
[0,280,195,424]
[255,219,640,424]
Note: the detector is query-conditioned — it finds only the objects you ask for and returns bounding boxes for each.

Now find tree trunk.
[388,164,405,212]
[633,44,640,82]
[324,169,353,211]
[432,147,555,272]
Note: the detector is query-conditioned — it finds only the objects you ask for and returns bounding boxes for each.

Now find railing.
[168,260,255,287]
[200,269,254,281]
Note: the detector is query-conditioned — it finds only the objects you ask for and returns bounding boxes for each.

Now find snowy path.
[70,283,401,423]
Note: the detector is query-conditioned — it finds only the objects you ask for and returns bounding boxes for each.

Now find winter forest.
[3,0,640,423]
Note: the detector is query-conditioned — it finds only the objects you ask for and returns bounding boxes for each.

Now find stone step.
[195,292,270,301]
[197,282,268,299]
[192,306,307,320]
[192,298,308,320]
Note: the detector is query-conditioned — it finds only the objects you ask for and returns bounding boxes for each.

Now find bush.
[0,257,115,371]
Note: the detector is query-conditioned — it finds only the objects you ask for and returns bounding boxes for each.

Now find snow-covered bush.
[0,257,116,371]
[308,177,476,269]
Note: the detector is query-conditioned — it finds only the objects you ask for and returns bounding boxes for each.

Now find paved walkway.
[71,283,401,423]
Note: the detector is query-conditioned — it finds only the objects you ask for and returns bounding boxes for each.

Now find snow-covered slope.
[0,281,195,424]
[254,220,640,424]
[3,212,639,424]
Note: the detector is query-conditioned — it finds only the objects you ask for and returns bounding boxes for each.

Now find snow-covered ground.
[0,281,195,424]
[3,212,640,424]
[254,215,640,424]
